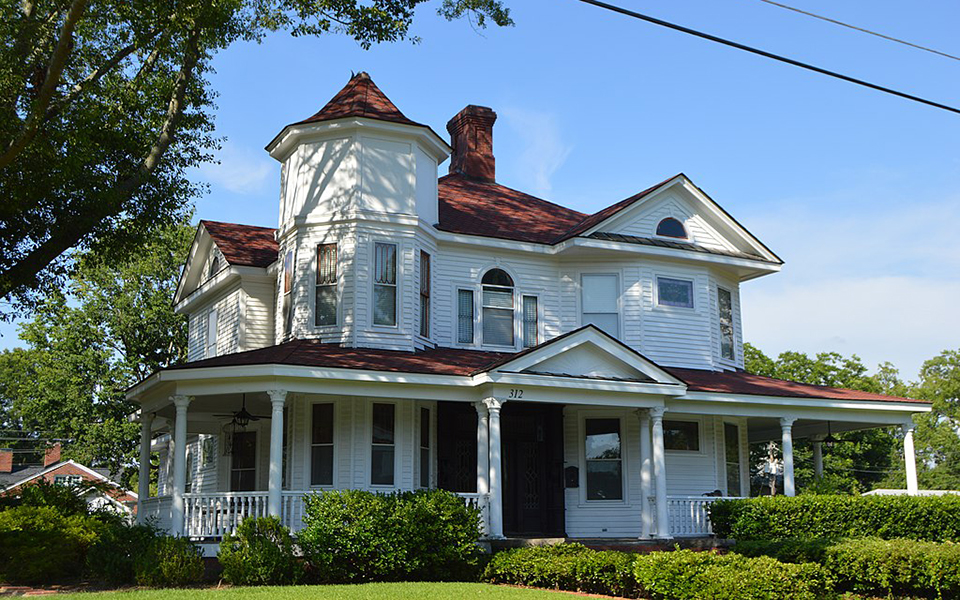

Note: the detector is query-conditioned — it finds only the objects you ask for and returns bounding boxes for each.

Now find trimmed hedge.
[824,538,960,599]
[709,495,960,541]
[133,535,205,587]
[0,505,105,584]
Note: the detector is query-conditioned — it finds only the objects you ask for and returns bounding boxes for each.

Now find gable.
[521,342,652,381]
[612,194,735,252]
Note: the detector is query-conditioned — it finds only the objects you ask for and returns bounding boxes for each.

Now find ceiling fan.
[215,394,271,429]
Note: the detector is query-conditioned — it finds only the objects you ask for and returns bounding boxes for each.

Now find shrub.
[732,538,834,564]
[484,543,637,597]
[0,505,105,584]
[709,494,960,541]
[133,535,204,587]
[298,488,483,583]
[86,522,161,584]
[822,538,960,599]
[219,516,303,585]
[633,549,833,600]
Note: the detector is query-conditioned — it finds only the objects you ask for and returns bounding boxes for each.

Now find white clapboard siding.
[664,414,721,496]
[612,194,736,253]
[241,280,276,351]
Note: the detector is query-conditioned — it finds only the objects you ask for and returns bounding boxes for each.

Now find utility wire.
[574,0,960,116]
[755,0,960,63]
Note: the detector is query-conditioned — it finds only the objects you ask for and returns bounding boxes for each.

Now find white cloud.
[198,141,273,195]
[499,107,572,196]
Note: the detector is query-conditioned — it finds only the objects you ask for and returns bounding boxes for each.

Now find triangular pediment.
[484,325,685,386]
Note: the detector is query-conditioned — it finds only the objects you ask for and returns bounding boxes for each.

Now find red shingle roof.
[202,220,278,268]
[294,72,424,129]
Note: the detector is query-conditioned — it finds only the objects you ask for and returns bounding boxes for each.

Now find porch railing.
[139,496,172,532]
[455,492,490,535]
[664,495,742,537]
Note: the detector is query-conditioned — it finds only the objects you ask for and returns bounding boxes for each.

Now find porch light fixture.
[823,421,838,449]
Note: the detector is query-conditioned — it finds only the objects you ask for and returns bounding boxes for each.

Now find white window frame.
[663,416,706,455]
[419,250,431,339]
[654,216,689,240]
[308,400,337,488]
[578,412,629,507]
[371,241,399,329]
[369,400,399,488]
[722,420,745,497]
[228,426,260,492]
[455,286,477,346]
[717,286,735,363]
[54,474,82,487]
[417,405,432,489]
[521,294,541,348]
[205,307,218,358]
[578,272,622,338]
[655,275,696,310]
[314,243,339,329]
[281,249,296,339]
[480,271,516,348]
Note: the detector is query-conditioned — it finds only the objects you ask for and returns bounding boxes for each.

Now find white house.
[131,72,930,542]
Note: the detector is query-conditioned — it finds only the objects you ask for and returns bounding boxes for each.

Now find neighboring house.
[0,444,137,515]
[131,72,930,542]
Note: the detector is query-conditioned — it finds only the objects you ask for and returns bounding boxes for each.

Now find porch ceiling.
[747,417,894,443]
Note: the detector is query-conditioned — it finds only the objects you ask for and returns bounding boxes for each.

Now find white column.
[812,438,824,479]
[638,409,653,539]
[267,390,287,517]
[484,397,505,539]
[170,395,191,536]
[780,417,796,497]
[137,411,154,523]
[903,421,919,495]
[475,402,490,536]
[650,406,671,539]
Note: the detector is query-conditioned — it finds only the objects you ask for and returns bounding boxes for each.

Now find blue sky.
[6,0,960,379]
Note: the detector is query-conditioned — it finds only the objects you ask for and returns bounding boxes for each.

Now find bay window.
[373,243,397,326]
[282,250,294,336]
[420,251,430,337]
[657,276,694,309]
[718,287,735,360]
[315,244,337,326]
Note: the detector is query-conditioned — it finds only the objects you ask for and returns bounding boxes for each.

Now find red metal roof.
[294,71,424,129]
[202,220,278,268]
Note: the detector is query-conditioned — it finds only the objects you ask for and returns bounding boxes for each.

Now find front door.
[230,430,256,492]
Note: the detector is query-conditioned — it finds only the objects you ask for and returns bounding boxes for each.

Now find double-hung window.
[581,274,620,337]
[585,418,623,500]
[522,295,539,348]
[311,403,334,486]
[315,244,337,326]
[373,243,397,326]
[419,407,431,488]
[718,287,735,360]
[371,403,395,485]
[282,250,294,336]
[205,308,218,358]
[457,289,475,344]
[419,251,431,337]
[482,269,514,346]
[724,423,741,495]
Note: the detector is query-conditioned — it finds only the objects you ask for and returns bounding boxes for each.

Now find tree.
[744,343,904,494]
[0,217,193,481]
[0,0,512,314]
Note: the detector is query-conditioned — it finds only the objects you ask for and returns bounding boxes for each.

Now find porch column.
[903,421,919,495]
[780,417,796,497]
[267,390,287,517]
[650,406,671,539]
[637,409,653,538]
[170,395,191,536]
[812,437,824,479]
[474,402,490,534]
[137,411,154,523]
[484,397,505,539]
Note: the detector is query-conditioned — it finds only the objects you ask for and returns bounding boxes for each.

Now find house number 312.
[508,389,524,399]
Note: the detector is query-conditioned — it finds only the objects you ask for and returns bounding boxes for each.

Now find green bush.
[633,549,833,600]
[709,494,960,541]
[86,522,161,584]
[0,505,105,584]
[133,535,204,587]
[732,538,834,564]
[822,538,960,599]
[219,516,303,585]
[298,488,483,583]
[483,543,637,597]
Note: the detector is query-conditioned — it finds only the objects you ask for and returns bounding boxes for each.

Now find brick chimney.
[446,105,497,182]
[43,443,61,467]
[0,448,11,473]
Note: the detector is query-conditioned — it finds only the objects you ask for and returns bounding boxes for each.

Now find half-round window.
[482,268,514,288]
[208,253,222,280]
[656,217,687,239]
[481,269,514,346]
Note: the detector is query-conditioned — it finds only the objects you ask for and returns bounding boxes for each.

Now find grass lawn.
[56,583,589,600]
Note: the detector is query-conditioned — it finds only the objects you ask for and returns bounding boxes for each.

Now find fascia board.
[483,371,686,396]
[267,118,451,162]
[173,225,210,305]
[678,391,932,414]
[175,266,269,313]
[564,237,781,273]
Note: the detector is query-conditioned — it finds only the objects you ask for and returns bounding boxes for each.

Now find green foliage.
[219,516,303,586]
[732,538,835,564]
[709,495,960,541]
[633,549,832,600]
[483,543,638,598]
[0,505,105,584]
[298,488,483,583]
[133,535,205,588]
[86,522,162,585]
[0,477,94,516]
[823,538,960,599]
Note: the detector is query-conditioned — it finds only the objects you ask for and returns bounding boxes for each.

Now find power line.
[574,0,960,116]
[755,0,960,63]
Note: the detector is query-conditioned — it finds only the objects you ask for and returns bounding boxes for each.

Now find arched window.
[208,252,222,280]
[656,217,687,239]
[481,269,514,346]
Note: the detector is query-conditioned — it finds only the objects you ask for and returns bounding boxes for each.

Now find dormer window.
[481,269,514,347]
[656,217,687,239]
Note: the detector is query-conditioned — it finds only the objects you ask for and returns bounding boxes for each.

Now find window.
[419,251,430,337]
[457,289,475,344]
[184,449,193,493]
[54,474,82,487]
[311,403,334,486]
[585,418,623,500]
[315,244,337,326]
[371,403,395,485]
[208,252,222,280]
[522,295,539,348]
[282,250,294,336]
[663,420,700,451]
[656,217,687,239]
[724,423,741,496]
[482,269,514,346]
[201,436,216,468]
[206,308,218,358]
[718,287,735,360]
[373,243,397,326]
[581,274,620,337]
[657,277,694,309]
[419,407,431,488]
[230,431,257,492]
